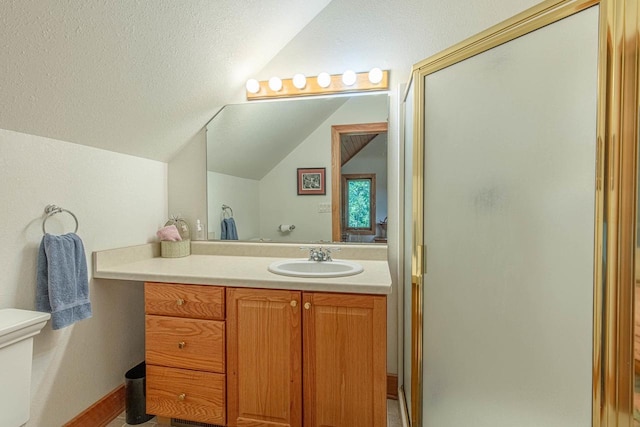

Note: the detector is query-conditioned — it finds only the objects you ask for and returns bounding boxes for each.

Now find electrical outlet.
[318,203,332,213]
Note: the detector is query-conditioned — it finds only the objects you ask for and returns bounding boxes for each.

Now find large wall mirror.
[205,93,389,243]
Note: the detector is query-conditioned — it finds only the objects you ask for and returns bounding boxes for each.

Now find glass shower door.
[402,78,415,424]
[420,6,599,426]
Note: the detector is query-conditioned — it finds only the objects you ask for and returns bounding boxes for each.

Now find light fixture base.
[246,70,389,100]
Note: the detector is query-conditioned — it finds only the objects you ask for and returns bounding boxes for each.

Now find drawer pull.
[176,298,185,306]
[290,300,298,307]
[304,302,311,310]
[178,393,186,401]
[178,341,186,349]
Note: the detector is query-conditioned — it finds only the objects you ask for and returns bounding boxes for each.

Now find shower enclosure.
[401,0,640,426]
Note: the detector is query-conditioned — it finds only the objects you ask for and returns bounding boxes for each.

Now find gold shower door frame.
[406,0,640,425]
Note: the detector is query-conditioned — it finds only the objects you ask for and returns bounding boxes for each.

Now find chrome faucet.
[305,247,340,262]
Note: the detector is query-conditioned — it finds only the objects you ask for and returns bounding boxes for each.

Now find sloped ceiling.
[341,133,378,166]
[206,97,348,180]
[0,0,332,162]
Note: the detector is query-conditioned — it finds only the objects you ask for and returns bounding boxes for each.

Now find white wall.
[258,95,388,242]
[0,128,168,426]
[207,171,260,240]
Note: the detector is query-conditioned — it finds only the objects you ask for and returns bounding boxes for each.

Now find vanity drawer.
[146,364,226,425]
[146,315,225,373]
[145,282,225,320]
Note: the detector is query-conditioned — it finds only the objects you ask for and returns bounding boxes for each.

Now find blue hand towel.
[221,218,238,240]
[220,219,227,239]
[227,218,238,240]
[36,233,92,330]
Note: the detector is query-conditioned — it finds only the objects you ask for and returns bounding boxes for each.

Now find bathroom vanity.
[94,241,391,427]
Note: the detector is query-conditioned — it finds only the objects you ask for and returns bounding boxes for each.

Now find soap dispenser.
[194,219,206,241]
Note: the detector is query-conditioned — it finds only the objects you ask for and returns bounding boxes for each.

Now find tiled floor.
[387,399,402,426]
[106,412,157,427]
[107,399,404,427]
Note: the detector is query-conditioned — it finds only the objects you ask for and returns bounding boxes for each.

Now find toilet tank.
[0,309,50,427]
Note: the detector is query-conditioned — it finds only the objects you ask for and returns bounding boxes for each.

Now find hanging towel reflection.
[221,217,238,240]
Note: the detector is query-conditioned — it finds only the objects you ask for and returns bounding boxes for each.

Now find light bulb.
[246,79,260,94]
[342,70,357,86]
[368,68,383,84]
[317,72,331,88]
[268,76,283,91]
[292,73,307,89]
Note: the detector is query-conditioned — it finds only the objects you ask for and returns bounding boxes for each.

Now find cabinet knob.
[290,300,298,307]
[178,393,186,401]
[176,298,185,306]
[304,302,311,310]
[178,341,186,349]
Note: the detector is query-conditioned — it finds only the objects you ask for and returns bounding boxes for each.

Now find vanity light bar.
[245,69,389,100]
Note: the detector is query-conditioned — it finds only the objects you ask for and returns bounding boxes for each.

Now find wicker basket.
[165,216,190,240]
[161,239,191,258]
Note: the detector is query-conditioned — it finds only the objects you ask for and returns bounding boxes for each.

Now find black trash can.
[125,361,154,425]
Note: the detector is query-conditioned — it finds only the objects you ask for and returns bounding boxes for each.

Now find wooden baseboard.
[64,384,125,427]
[64,375,399,425]
[387,374,398,399]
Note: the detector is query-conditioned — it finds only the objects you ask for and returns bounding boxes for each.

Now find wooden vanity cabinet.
[226,288,303,427]
[226,288,387,427]
[144,282,226,425]
[303,292,387,427]
[144,282,387,427]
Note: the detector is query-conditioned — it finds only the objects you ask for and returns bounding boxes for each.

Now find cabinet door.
[303,292,386,427]
[227,288,302,427]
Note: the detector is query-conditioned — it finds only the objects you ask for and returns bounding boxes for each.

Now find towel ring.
[42,204,79,234]
[222,204,233,218]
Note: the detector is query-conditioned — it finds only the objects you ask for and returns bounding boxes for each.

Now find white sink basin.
[268,259,363,278]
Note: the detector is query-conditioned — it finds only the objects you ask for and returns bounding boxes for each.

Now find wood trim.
[246,71,389,100]
[64,384,125,427]
[331,122,388,241]
[387,374,399,399]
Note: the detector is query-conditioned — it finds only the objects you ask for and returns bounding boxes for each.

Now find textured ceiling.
[0,0,332,161]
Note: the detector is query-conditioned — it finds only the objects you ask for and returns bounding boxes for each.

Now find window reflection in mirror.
[205,94,389,243]
[342,174,376,239]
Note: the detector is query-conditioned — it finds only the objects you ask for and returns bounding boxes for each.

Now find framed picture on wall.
[297,167,326,195]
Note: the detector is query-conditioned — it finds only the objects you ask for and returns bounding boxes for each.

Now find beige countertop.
[93,241,392,295]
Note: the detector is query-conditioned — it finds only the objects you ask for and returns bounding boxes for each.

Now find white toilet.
[0,309,50,427]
